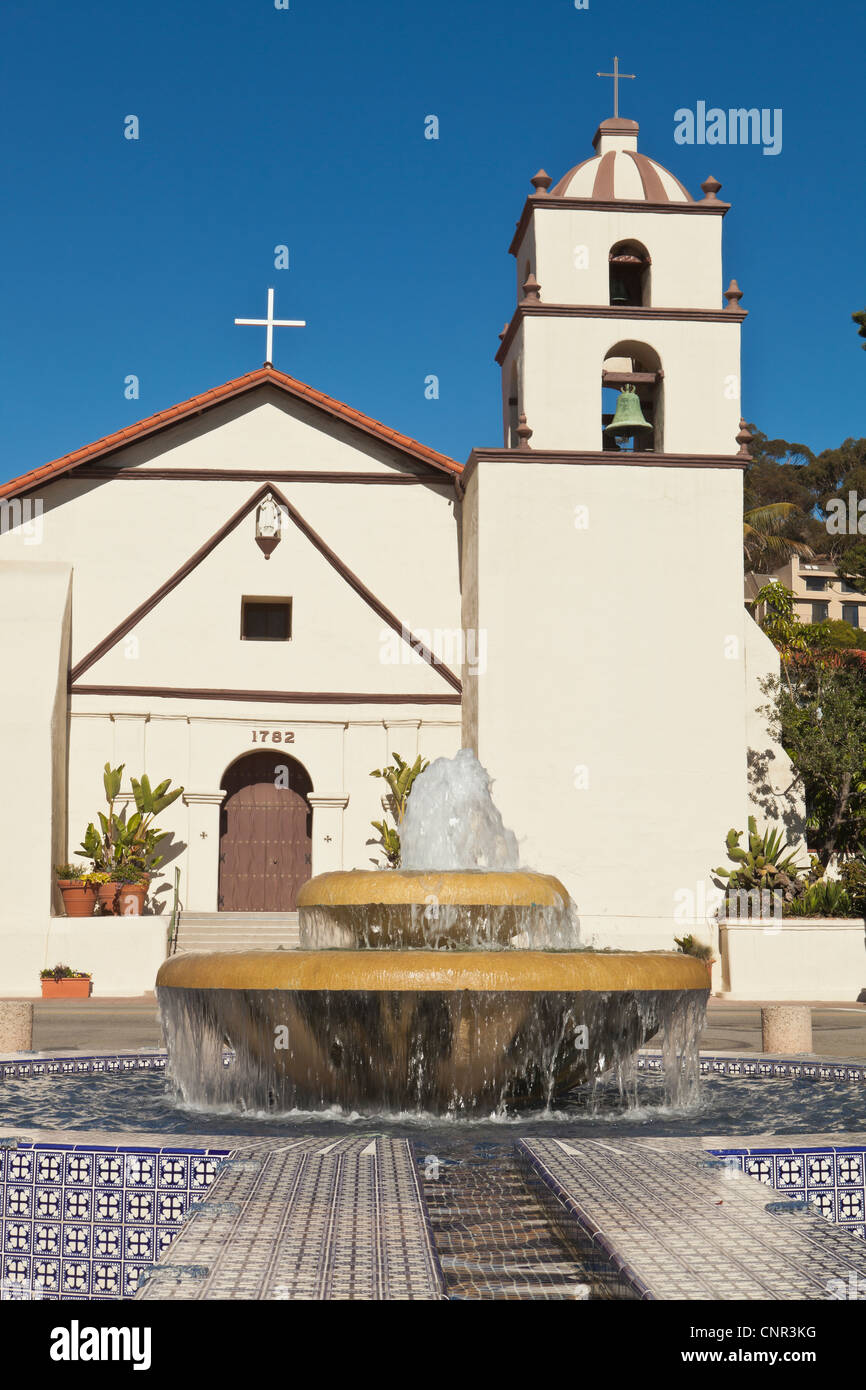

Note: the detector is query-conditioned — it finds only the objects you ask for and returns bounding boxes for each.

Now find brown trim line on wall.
[69,481,463,693]
[69,686,462,706]
[72,468,452,485]
[495,301,746,363]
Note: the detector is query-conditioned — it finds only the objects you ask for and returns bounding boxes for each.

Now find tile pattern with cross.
[518,1137,866,1301]
[134,1135,445,1301]
[638,1051,866,1083]
[710,1144,866,1241]
[0,1052,170,1082]
[0,1133,230,1301]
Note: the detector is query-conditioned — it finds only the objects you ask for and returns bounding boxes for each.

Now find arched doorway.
[218,752,313,911]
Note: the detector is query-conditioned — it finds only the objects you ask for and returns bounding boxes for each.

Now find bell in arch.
[609,276,629,305]
[604,384,653,446]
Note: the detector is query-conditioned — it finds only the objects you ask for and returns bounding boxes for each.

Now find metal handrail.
[168,866,182,954]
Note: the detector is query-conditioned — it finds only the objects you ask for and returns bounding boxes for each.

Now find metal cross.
[234,288,306,366]
[596,56,635,119]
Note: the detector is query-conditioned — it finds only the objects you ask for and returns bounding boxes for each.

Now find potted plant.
[112,864,150,916]
[54,863,98,918]
[79,763,183,916]
[674,934,717,976]
[40,964,93,999]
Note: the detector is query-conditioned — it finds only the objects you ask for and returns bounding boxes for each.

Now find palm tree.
[744,502,814,571]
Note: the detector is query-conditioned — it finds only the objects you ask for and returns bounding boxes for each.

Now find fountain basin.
[297,868,577,949]
[157,950,709,1112]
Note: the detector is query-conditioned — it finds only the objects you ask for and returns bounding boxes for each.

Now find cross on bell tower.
[595,56,636,118]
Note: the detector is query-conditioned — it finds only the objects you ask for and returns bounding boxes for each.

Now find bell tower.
[497,115,747,455]
[460,102,775,956]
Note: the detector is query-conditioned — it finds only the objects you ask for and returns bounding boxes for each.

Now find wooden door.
[218,752,312,911]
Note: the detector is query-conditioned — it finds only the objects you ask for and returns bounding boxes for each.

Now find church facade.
[0,114,799,995]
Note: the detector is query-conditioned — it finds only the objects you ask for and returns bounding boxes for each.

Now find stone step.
[175,912,300,953]
[176,934,299,950]
[179,912,300,925]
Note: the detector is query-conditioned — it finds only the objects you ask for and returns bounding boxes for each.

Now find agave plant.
[713,815,806,898]
[785,878,853,918]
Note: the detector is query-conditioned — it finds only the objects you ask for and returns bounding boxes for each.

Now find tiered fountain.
[157,750,708,1113]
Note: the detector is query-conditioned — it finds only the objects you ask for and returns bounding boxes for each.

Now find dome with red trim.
[551,118,693,204]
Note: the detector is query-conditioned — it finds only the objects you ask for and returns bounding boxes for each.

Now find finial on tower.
[596,56,636,119]
[724,279,744,310]
[736,419,753,458]
[521,273,541,304]
[700,175,723,202]
[516,414,533,450]
[530,169,552,194]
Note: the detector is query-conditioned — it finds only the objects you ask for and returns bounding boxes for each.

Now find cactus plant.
[713,816,805,898]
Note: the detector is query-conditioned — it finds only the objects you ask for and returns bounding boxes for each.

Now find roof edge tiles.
[0,366,462,500]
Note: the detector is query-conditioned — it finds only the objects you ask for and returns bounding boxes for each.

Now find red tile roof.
[0,366,463,499]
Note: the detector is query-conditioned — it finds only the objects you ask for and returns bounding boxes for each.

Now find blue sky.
[1,0,863,481]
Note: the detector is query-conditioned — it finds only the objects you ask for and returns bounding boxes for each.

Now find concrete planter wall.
[718,917,866,1001]
[0,917,170,998]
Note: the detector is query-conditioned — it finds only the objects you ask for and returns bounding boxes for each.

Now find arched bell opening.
[218,750,313,911]
[608,241,652,307]
[601,341,664,453]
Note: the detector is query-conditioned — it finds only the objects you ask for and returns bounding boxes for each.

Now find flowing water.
[159,748,705,1119]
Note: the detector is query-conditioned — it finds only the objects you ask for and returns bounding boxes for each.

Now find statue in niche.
[255,493,283,559]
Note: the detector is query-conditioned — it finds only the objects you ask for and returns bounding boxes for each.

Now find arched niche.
[608,240,652,307]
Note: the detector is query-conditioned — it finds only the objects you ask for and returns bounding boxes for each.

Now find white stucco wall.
[743,612,807,851]
[462,454,748,951]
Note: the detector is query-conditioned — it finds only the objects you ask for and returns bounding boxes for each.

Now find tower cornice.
[462,448,748,484]
[509,193,730,257]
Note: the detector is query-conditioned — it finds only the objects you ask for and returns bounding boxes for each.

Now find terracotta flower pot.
[116,883,148,916]
[41,978,92,999]
[97,882,119,915]
[57,881,97,918]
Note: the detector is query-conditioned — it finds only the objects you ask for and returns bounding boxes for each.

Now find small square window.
[241,599,292,642]
[811,601,830,623]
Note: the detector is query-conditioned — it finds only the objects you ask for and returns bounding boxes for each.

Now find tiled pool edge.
[2,1046,864,1083]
